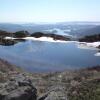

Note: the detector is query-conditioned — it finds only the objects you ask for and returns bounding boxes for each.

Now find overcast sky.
[0,0,100,23]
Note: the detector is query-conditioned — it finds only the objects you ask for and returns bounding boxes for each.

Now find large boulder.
[0,59,37,100]
[0,79,37,100]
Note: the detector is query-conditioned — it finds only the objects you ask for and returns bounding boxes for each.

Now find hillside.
[74,26,100,37]
[0,58,100,100]
[79,34,100,42]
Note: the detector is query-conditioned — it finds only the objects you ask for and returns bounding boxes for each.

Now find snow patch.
[4,36,68,43]
[23,37,68,43]
[94,52,100,56]
[77,42,100,50]
[86,42,100,48]
[4,37,16,39]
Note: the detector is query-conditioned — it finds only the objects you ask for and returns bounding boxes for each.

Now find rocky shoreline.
[0,30,100,50]
[0,30,71,46]
[0,58,100,100]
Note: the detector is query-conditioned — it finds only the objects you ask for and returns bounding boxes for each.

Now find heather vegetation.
[0,58,100,100]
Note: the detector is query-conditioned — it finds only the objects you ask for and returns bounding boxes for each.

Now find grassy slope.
[0,58,100,100]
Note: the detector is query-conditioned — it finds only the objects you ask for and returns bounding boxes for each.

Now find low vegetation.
[79,34,100,42]
[14,31,30,38]
[0,58,100,100]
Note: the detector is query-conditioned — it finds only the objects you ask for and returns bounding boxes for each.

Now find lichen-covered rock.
[0,79,37,100]
[0,59,37,100]
[38,87,68,100]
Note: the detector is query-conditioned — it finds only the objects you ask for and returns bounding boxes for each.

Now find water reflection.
[0,40,100,72]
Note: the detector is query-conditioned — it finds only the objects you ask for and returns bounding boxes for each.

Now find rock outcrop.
[79,34,100,42]
[0,30,28,46]
[0,59,37,100]
[0,38,17,46]
[0,30,13,38]
[31,32,71,41]
[13,31,30,38]
[0,80,37,100]
[38,87,68,100]
[0,58,100,100]
[0,30,71,46]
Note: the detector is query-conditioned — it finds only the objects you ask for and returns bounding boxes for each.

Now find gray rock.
[0,80,37,100]
[39,87,67,100]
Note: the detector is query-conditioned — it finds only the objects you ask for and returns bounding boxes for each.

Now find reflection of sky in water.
[0,40,100,72]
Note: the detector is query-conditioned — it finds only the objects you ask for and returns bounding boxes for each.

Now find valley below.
[0,23,100,100]
[0,29,100,72]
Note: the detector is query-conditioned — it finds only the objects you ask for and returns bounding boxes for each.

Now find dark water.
[0,40,100,72]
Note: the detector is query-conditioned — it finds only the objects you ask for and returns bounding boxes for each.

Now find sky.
[0,0,100,23]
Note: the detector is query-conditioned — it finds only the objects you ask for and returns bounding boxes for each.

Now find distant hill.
[73,25,100,37]
[0,23,24,32]
[0,22,99,37]
[83,25,100,35]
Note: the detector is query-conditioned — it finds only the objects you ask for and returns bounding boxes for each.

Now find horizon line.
[0,21,100,24]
